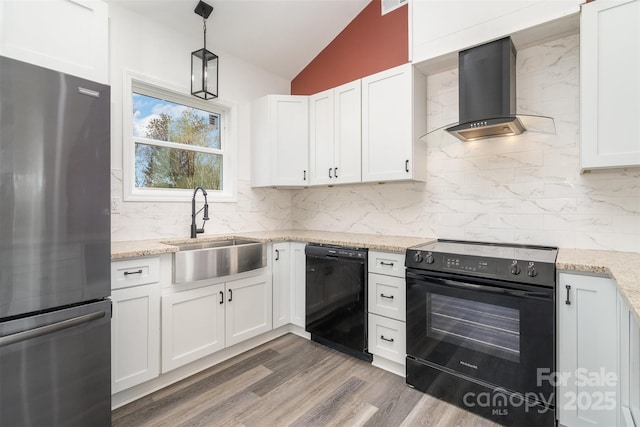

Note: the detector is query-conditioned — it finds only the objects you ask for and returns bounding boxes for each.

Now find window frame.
[122,70,237,202]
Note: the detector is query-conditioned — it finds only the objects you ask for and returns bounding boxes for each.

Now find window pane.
[132,93,221,149]
[135,143,222,190]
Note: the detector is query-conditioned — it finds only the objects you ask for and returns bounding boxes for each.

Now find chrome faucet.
[190,186,209,238]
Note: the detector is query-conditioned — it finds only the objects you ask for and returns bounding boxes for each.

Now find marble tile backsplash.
[111,34,639,252]
[110,168,292,242]
[291,34,640,252]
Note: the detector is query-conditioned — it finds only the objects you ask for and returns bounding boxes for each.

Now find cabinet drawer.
[368,250,405,278]
[368,273,405,321]
[111,257,160,290]
[368,313,406,365]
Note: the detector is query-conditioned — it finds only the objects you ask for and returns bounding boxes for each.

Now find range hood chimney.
[446,37,526,141]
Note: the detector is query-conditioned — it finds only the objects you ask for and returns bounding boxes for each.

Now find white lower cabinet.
[111,256,161,394]
[162,274,272,373]
[161,284,226,373]
[272,242,291,328]
[290,242,307,328]
[368,273,406,322]
[271,241,306,329]
[557,273,618,427]
[111,283,160,393]
[619,293,640,427]
[225,275,273,347]
[368,313,406,365]
[367,250,406,374]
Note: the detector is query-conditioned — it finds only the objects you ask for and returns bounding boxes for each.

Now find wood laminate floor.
[112,334,500,427]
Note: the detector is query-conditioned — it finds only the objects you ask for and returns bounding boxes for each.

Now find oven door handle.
[406,271,551,300]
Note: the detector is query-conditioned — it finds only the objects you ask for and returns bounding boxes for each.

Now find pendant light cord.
[203,17,207,51]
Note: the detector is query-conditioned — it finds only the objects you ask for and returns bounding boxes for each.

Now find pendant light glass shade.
[191,48,218,99]
[191,1,218,100]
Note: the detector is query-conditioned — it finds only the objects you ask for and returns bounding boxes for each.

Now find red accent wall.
[291,0,408,95]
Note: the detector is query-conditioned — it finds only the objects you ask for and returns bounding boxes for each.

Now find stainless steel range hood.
[440,36,555,142]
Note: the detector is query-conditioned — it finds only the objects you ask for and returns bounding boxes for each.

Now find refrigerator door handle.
[0,310,106,347]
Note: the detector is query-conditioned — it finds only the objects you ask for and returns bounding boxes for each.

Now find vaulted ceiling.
[108,0,371,80]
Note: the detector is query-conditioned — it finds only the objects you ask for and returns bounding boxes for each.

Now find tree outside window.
[132,92,223,192]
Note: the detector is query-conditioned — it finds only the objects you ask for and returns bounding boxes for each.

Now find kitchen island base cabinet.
[557,273,618,427]
[111,283,160,394]
[161,274,272,373]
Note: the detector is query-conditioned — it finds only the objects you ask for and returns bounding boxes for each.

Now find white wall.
[109,4,293,241]
[291,34,640,252]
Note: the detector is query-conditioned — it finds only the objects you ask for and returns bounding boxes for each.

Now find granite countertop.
[557,248,640,319]
[111,233,640,319]
[110,229,436,260]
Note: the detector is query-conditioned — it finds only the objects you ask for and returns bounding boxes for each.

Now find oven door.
[406,269,554,398]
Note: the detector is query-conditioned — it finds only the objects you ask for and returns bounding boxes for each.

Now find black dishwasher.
[305,243,372,362]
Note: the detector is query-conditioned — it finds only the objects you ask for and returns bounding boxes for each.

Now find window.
[123,72,236,202]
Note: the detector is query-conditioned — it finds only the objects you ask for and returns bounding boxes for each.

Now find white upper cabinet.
[0,0,108,84]
[580,0,640,171]
[309,80,362,185]
[411,0,582,65]
[309,89,335,186]
[251,95,310,187]
[361,63,427,183]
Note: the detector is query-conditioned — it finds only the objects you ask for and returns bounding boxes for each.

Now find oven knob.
[527,262,538,277]
[425,253,434,264]
[510,260,521,275]
[413,252,424,263]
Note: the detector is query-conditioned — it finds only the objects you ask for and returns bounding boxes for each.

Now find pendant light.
[191,1,218,100]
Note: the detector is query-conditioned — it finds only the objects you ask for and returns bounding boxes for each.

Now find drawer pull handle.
[380,335,394,343]
[275,249,280,261]
[379,261,394,267]
[380,293,394,299]
[565,285,571,305]
[228,289,233,302]
[219,291,224,305]
[124,269,143,276]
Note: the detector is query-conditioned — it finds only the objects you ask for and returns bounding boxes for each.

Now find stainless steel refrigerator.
[0,56,111,426]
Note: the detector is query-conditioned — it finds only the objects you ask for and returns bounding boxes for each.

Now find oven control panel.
[406,250,557,287]
[443,256,497,274]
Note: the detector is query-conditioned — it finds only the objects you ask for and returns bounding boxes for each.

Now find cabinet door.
[362,64,413,182]
[269,96,309,186]
[272,242,291,329]
[111,284,160,393]
[580,0,640,170]
[631,311,640,425]
[290,242,307,328]
[161,284,225,373]
[309,89,335,186]
[225,275,272,347]
[368,313,406,365]
[334,80,362,185]
[368,273,406,321]
[411,1,581,64]
[557,273,618,426]
[0,0,108,84]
